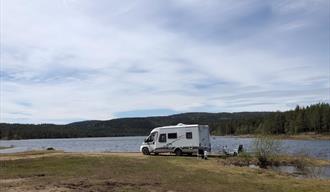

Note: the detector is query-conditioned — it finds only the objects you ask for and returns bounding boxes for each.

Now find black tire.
[142,147,150,155]
[175,148,182,156]
[154,152,159,155]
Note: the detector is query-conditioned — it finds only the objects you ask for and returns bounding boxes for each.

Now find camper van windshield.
[145,132,157,142]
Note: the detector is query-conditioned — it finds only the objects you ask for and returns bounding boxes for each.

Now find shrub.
[253,135,282,168]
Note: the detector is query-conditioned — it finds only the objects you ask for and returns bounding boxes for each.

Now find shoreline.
[1,133,329,141]
[215,133,330,140]
[0,146,14,150]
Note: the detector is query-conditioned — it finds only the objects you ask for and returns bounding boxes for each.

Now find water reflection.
[271,165,330,179]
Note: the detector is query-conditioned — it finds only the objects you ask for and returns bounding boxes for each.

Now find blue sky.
[0,0,329,124]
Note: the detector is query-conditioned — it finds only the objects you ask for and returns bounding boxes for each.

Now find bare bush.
[253,135,282,168]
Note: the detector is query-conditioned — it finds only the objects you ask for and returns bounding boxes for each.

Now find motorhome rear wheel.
[175,148,182,156]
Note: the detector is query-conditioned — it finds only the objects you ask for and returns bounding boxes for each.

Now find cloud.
[0,0,329,123]
[115,108,178,118]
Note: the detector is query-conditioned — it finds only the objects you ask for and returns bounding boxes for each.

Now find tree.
[295,110,306,133]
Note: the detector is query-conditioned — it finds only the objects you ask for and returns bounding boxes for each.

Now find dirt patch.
[42,179,160,192]
[0,178,34,192]
[0,178,27,184]
[1,176,160,192]
[0,151,64,161]
[0,151,145,161]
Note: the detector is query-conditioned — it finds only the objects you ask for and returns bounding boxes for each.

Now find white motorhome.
[140,123,211,156]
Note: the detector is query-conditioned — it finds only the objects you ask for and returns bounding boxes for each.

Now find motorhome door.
[146,131,158,152]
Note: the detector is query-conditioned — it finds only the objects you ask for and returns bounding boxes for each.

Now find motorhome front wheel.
[142,147,150,155]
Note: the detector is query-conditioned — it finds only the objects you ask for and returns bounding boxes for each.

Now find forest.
[0,103,329,139]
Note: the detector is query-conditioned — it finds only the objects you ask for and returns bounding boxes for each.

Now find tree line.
[0,103,329,140]
[211,103,330,135]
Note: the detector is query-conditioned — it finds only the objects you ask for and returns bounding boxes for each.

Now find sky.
[0,0,329,124]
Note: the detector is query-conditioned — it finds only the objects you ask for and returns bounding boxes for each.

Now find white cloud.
[0,0,329,123]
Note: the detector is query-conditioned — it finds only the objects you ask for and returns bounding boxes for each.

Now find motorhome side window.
[186,132,192,139]
[159,134,166,143]
[168,133,177,139]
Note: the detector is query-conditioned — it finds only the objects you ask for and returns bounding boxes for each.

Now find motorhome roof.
[161,124,197,128]
[151,123,198,131]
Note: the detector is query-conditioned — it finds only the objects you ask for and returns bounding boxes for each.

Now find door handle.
[152,142,155,144]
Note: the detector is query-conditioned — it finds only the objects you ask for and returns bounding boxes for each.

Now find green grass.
[0,146,13,150]
[1,153,330,192]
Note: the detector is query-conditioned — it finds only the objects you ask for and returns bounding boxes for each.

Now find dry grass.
[0,151,329,192]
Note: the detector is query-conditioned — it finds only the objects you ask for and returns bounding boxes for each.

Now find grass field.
[0,151,329,192]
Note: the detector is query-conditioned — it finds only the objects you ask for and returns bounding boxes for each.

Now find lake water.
[248,164,330,179]
[271,165,330,179]
[1,136,330,160]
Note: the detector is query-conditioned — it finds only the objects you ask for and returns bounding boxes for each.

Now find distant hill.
[0,103,329,140]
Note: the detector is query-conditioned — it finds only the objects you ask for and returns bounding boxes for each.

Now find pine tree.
[295,110,306,134]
